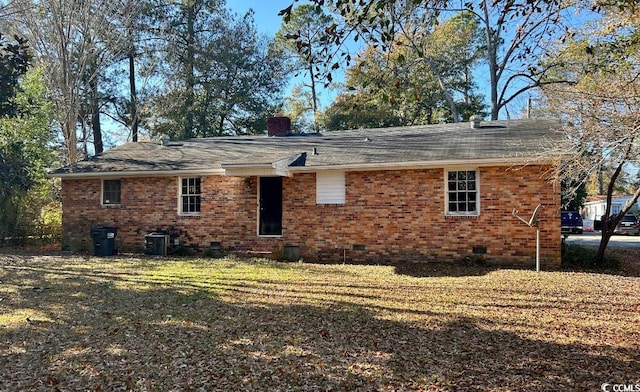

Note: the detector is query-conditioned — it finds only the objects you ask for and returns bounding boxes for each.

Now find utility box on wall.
[145,232,170,256]
[283,245,300,261]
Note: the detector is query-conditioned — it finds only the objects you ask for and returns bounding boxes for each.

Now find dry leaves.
[0,254,639,391]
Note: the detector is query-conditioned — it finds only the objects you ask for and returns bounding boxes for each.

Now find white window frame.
[179,177,202,216]
[611,203,622,216]
[445,168,480,216]
[101,179,121,206]
[316,171,346,205]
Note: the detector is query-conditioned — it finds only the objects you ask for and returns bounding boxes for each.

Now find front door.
[259,177,282,236]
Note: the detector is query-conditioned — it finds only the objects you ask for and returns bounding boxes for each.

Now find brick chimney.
[267,116,291,136]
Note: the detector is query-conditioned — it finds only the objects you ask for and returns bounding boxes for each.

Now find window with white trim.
[316,171,345,204]
[102,179,121,205]
[180,177,201,215]
[612,204,622,215]
[446,169,479,215]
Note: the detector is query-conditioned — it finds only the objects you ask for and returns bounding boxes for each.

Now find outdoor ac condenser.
[145,233,170,256]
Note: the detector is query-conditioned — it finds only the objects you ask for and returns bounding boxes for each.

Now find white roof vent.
[470,115,483,129]
[160,134,170,146]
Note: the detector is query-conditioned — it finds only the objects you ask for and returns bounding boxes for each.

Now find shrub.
[562,244,619,270]
[174,244,194,257]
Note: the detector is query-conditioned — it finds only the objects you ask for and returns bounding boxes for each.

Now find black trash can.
[90,226,117,256]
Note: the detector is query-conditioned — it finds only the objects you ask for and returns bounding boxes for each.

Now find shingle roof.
[50,118,563,177]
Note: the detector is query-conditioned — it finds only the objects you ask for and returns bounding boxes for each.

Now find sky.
[225,1,544,120]
[228,1,294,35]
[224,0,520,118]
[228,0,341,111]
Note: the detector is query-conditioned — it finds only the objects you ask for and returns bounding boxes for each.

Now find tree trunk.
[595,159,626,266]
[595,227,614,267]
[309,61,318,131]
[402,21,460,122]
[90,73,103,154]
[128,46,138,142]
[481,0,500,121]
[218,114,225,135]
[421,57,460,122]
[60,28,78,164]
[598,163,604,195]
[184,2,196,140]
[63,114,78,164]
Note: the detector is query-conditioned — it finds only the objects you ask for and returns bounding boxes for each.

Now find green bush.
[174,244,194,257]
[562,244,619,270]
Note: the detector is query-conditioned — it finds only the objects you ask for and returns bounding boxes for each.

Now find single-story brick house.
[50,117,563,265]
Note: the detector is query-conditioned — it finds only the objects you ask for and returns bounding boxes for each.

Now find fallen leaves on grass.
[0,255,639,391]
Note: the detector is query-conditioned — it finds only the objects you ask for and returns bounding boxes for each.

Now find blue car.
[561,211,583,235]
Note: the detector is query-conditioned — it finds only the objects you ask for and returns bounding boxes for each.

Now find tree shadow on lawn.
[1,261,638,391]
[394,261,504,277]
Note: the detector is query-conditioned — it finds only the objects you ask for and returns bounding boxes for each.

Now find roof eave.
[49,157,554,179]
[48,168,226,179]
[289,157,554,173]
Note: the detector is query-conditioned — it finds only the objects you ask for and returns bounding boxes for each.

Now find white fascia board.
[271,162,293,177]
[288,157,552,173]
[221,153,303,177]
[221,162,280,177]
[49,168,226,179]
[222,161,296,177]
[273,167,292,177]
[223,167,281,177]
[223,167,291,177]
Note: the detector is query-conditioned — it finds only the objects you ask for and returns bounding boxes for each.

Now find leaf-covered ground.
[1,253,639,391]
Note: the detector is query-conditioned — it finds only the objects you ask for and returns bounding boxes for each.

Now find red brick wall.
[62,176,263,253]
[61,165,560,265]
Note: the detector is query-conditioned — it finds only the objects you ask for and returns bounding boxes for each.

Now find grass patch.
[1,254,639,390]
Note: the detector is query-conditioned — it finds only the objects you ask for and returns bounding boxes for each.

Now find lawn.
[1,254,639,391]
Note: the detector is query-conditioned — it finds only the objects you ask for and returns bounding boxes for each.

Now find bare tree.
[6,0,134,163]
[542,5,640,266]
[281,0,569,120]
[381,2,463,121]
[469,0,567,120]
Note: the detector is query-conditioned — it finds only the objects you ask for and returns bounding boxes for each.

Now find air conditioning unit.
[145,233,170,256]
